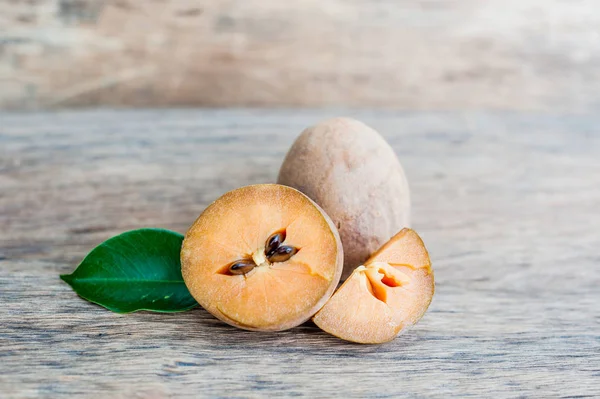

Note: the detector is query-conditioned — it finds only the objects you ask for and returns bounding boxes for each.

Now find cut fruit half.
[312,228,434,344]
[181,184,344,331]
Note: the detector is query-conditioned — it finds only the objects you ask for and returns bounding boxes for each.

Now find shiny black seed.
[267,245,298,263]
[265,231,286,257]
[229,260,256,275]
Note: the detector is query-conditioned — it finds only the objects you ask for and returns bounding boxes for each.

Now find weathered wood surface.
[1,109,599,398]
[2,0,600,111]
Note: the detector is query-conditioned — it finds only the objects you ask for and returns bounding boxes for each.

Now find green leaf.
[61,228,198,313]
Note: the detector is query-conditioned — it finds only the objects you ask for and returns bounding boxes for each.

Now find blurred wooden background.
[2,0,599,111]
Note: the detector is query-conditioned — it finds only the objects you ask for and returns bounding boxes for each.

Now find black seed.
[229,260,256,275]
[265,231,286,257]
[268,245,298,263]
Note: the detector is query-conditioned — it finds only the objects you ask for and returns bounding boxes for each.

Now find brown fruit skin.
[278,117,410,280]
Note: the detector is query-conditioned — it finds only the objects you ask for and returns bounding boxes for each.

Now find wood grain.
[1,109,599,398]
[2,0,600,111]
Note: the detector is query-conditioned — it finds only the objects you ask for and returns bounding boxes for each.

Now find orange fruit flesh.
[313,228,434,343]
[181,184,343,331]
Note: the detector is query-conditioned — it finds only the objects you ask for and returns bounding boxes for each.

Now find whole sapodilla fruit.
[278,117,410,279]
[181,184,344,331]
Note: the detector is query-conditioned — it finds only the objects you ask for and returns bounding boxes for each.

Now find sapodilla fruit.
[313,228,434,344]
[277,117,411,280]
[181,184,344,331]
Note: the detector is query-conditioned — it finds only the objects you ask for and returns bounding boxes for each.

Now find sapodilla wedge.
[181,184,343,331]
[312,228,434,343]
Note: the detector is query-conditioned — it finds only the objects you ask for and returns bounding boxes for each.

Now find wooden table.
[1,109,599,398]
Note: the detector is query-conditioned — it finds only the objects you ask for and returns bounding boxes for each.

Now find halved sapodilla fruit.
[313,228,434,344]
[181,184,344,331]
